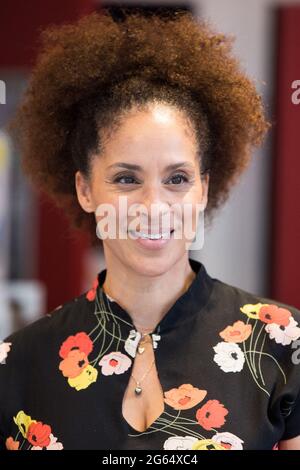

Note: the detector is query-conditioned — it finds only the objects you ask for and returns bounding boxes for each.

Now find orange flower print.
[59,332,93,359]
[68,364,98,391]
[196,399,229,430]
[59,350,89,378]
[31,433,63,450]
[11,411,63,450]
[59,332,96,390]
[86,277,99,301]
[219,320,252,343]
[164,384,207,410]
[258,305,291,327]
[27,421,52,447]
[240,303,268,320]
[5,436,20,450]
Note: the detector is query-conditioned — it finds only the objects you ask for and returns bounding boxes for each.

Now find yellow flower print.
[240,303,269,320]
[68,364,98,391]
[192,439,226,450]
[13,411,36,438]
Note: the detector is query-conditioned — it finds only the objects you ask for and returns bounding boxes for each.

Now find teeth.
[130,231,171,240]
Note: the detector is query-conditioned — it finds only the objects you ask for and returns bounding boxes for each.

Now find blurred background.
[0,0,299,338]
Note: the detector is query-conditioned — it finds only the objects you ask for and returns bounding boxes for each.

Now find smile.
[128,229,175,240]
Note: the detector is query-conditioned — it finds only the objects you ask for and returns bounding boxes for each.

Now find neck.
[101,254,196,335]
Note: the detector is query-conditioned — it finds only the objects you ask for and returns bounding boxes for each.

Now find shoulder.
[0,289,95,369]
[211,277,300,328]
[210,278,300,393]
[0,287,98,448]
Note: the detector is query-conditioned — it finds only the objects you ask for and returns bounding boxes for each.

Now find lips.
[128,229,174,239]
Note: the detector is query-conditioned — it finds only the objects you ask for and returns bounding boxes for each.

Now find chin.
[126,250,185,277]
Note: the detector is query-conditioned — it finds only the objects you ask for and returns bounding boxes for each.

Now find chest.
[121,336,165,433]
[17,325,283,450]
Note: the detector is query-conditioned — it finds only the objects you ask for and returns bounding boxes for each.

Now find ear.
[75,171,95,213]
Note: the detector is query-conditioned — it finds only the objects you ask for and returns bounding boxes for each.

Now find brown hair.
[8,9,270,246]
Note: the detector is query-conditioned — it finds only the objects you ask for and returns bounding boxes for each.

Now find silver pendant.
[135,386,142,395]
[137,346,145,354]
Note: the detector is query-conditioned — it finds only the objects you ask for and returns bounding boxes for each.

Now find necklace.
[137,334,152,354]
[131,358,155,396]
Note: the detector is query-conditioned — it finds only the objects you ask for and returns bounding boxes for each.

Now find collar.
[95,257,214,335]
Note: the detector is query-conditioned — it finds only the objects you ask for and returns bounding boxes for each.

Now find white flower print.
[31,433,63,450]
[99,351,132,375]
[212,431,244,450]
[0,341,12,364]
[124,330,142,358]
[163,436,198,450]
[213,341,245,373]
[152,334,161,349]
[265,316,300,346]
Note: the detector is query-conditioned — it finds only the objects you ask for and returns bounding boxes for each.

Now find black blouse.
[1,258,300,450]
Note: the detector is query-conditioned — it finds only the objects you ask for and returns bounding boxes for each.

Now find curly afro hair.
[9,8,270,246]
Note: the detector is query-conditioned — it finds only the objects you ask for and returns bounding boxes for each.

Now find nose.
[142,183,165,208]
[137,184,171,229]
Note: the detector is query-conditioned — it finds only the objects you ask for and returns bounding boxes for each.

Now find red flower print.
[196,400,229,430]
[59,332,93,359]
[86,277,99,301]
[27,422,52,448]
[6,436,20,450]
[59,350,89,378]
[259,305,291,327]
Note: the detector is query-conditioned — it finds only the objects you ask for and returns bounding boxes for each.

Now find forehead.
[100,103,197,162]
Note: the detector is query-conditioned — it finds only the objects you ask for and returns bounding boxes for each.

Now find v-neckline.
[95,257,214,335]
[120,402,167,435]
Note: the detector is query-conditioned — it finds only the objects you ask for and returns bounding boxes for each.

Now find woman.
[1,9,300,451]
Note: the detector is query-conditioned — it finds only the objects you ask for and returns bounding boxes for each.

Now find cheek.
[96,198,136,238]
[175,196,203,240]
[93,196,120,236]
[179,186,203,215]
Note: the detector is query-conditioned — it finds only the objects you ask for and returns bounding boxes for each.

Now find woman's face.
[76,102,209,276]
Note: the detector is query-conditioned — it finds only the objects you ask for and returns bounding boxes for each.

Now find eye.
[166,173,190,185]
[113,174,140,185]
[111,172,192,186]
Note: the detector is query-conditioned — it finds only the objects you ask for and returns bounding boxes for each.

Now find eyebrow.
[106,162,195,171]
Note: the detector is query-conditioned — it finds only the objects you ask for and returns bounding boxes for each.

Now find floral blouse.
[1,257,300,450]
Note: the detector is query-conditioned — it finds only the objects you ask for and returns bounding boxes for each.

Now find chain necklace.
[137,333,152,354]
[131,358,155,396]
[131,333,156,395]
[101,286,157,395]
